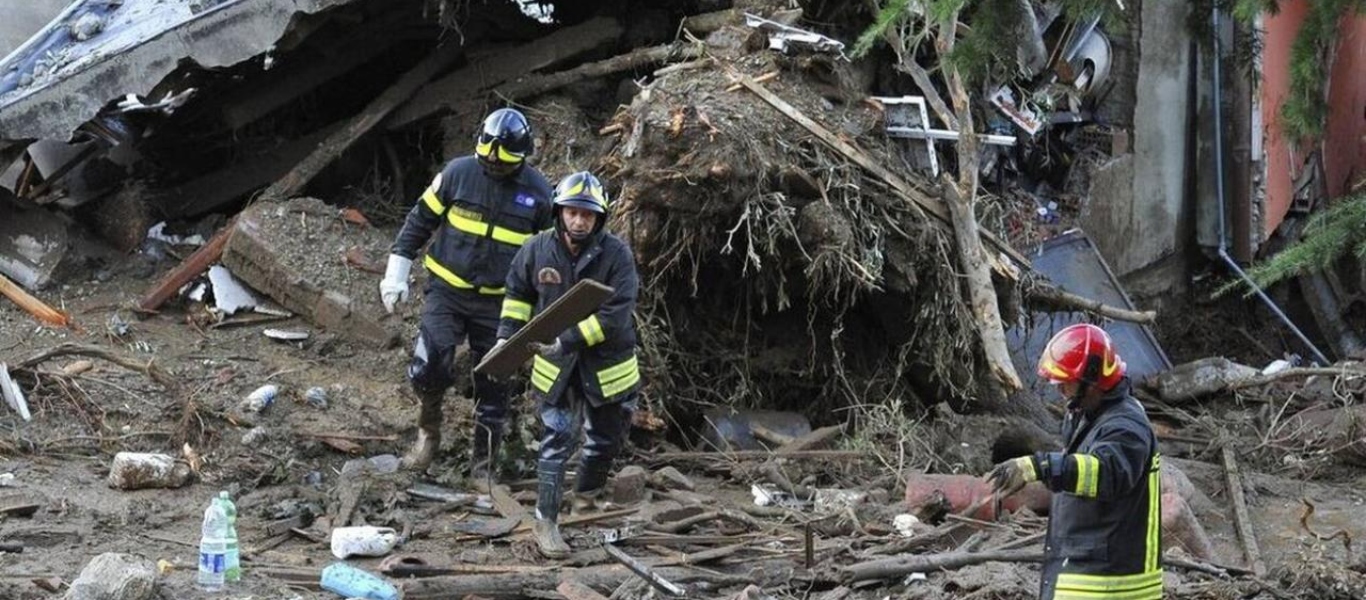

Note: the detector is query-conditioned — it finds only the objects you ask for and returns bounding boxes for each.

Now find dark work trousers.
[408,285,508,436]
[538,372,635,473]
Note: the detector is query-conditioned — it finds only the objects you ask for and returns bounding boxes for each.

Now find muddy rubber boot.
[571,460,611,514]
[468,423,501,483]
[400,389,443,470]
[534,459,571,559]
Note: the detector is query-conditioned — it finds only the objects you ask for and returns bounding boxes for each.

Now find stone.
[609,465,648,505]
[65,553,156,600]
[649,466,694,491]
[106,453,192,490]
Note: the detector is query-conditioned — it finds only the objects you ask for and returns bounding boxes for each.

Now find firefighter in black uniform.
[381,108,554,477]
[987,324,1163,600]
[497,171,640,558]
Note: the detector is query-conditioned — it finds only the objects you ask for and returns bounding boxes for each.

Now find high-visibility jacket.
[392,156,554,295]
[498,228,640,406]
[1035,380,1162,600]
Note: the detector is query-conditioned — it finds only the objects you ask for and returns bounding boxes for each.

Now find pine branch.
[851,0,916,59]
[1217,193,1366,296]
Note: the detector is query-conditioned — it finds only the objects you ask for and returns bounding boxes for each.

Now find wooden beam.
[1221,447,1266,577]
[475,280,614,379]
[732,73,1031,269]
[259,39,469,202]
[136,217,235,312]
[387,17,625,130]
[491,43,703,102]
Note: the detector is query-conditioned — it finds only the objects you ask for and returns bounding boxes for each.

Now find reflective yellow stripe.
[532,355,561,393]
[598,355,640,397]
[501,298,532,321]
[1056,570,1163,589]
[476,140,526,163]
[578,315,605,346]
[1146,454,1162,572]
[1073,454,1099,498]
[422,188,444,215]
[423,255,504,295]
[446,207,533,247]
[490,225,532,246]
[1053,581,1162,600]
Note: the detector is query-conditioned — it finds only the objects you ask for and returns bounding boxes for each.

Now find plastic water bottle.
[197,497,228,590]
[320,563,401,600]
[218,491,241,582]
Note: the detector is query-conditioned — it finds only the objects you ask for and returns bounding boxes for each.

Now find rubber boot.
[571,460,612,514]
[400,389,443,470]
[468,423,501,483]
[533,459,571,559]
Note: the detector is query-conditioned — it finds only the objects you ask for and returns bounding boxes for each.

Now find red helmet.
[1037,324,1126,391]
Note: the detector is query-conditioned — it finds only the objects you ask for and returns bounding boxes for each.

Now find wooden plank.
[387,17,624,130]
[1221,446,1266,576]
[776,424,845,454]
[259,39,468,202]
[474,280,614,379]
[490,43,703,102]
[489,484,529,523]
[136,217,235,312]
[0,274,70,327]
[733,73,1031,269]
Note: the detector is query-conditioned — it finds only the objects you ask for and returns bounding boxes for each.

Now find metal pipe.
[1209,7,1331,366]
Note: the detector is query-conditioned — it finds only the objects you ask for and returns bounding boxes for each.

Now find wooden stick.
[603,543,687,597]
[726,70,779,92]
[843,548,1044,582]
[494,43,704,101]
[12,343,177,391]
[1025,280,1157,324]
[137,217,235,312]
[1222,446,1266,577]
[0,274,70,327]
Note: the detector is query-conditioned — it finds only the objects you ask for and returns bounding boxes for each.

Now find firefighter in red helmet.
[987,324,1163,600]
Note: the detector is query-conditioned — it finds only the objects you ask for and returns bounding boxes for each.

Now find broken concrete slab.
[0,204,76,289]
[0,0,367,144]
[221,198,397,349]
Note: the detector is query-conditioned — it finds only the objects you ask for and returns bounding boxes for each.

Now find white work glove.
[529,338,563,358]
[380,254,413,313]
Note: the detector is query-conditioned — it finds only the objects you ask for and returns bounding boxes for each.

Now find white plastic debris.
[330,526,399,559]
[743,12,846,56]
[0,473,15,487]
[750,483,806,509]
[814,488,868,513]
[893,514,921,538]
[208,265,262,315]
[264,329,310,342]
[0,363,31,422]
[146,222,206,246]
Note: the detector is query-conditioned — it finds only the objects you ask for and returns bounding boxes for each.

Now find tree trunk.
[936,13,1023,393]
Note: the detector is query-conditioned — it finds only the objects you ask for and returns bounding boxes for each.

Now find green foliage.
[851,0,915,59]
[1230,0,1280,23]
[1225,193,1366,294]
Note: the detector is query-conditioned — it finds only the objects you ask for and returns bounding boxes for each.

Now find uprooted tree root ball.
[584,51,1019,429]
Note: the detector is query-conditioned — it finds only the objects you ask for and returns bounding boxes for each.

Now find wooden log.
[843,549,1043,582]
[1024,280,1157,324]
[493,43,703,102]
[388,17,624,130]
[0,273,70,327]
[259,39,469,202]
[401,564,753,599]
[777,424,845,454]
[942,177,1023,391]
[137,217,235,312]
[1221,447,1266,577]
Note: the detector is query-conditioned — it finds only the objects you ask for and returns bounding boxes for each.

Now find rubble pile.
[0,1,1364,599]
